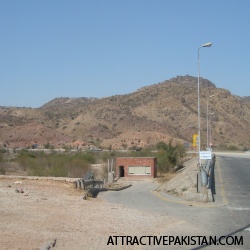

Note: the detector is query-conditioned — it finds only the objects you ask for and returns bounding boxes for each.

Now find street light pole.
[209,112,215,150]
[206,95,214,150]
[197,42,212,166]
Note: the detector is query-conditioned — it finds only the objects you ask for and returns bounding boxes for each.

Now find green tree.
[156,141,168,151]
[157,150,171,174]
[156,140,186,173]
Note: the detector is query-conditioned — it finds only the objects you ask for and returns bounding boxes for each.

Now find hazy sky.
[0,0,249,108]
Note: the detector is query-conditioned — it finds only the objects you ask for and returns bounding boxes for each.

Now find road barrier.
[197,154,216,202]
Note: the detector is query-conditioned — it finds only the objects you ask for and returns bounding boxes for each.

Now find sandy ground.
[0,178,180,250]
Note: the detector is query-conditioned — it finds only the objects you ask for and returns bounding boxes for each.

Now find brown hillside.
[0,75,250,150]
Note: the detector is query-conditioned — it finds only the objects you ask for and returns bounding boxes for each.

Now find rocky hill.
[0,75,250,150]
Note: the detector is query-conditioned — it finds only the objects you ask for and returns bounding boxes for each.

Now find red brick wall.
[116,157,157,178]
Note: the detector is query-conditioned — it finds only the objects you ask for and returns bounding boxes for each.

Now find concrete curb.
[103,184,132,191]
[182,191,208,203]
[86,184,132,198]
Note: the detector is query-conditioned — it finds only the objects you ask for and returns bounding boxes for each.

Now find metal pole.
[198,47,201,166]
[197,42,212,165]
[209,116,211,150]
[209,112,214,150]
[108,159,110,173]
[206,99,209,150]
[197,42,212,199]
[206,95,214,150]
[198,53,207,190]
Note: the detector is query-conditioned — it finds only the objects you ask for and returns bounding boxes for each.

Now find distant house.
[116,157,157,179]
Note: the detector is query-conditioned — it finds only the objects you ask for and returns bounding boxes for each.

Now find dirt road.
[0,178,180,250]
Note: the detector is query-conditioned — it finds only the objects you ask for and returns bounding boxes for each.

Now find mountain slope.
[0,75,250,150]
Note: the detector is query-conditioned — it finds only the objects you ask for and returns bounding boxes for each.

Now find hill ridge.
[0,75,249,150]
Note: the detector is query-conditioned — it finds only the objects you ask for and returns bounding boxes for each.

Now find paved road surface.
[100,153,250,249]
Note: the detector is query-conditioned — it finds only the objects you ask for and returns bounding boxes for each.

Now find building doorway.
[118,166,125,177]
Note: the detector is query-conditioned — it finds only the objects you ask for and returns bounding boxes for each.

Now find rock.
[40,239,57,250]
[15,187,24,193]
[14,181,22,184]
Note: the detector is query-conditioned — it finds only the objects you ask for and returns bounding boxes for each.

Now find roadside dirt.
[0,178,180,250]
[156,158,198,196]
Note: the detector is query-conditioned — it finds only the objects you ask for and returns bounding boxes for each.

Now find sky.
[0,0,250,108]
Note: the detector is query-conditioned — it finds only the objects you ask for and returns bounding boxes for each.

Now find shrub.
[156,140,186,173]
[16,150,95,178]
[157,150,171,174]
[227,145,239,151]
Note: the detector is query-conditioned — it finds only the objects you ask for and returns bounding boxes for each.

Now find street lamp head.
[202,42,212,48]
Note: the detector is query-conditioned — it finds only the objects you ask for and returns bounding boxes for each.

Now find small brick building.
[116,157,157,179]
